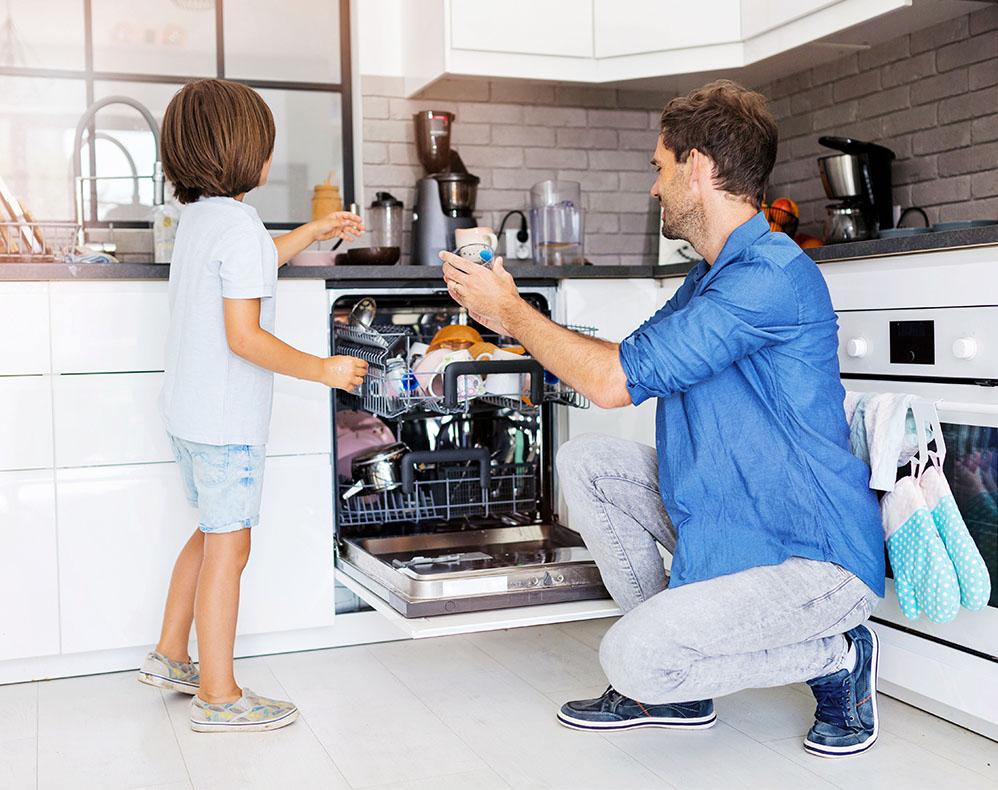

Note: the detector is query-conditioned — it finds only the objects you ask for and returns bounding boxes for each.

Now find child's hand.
[311,211,364,243]
[320,355,368,391]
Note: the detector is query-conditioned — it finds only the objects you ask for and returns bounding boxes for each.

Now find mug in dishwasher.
[480,347,530,399]
[413,348,483,399]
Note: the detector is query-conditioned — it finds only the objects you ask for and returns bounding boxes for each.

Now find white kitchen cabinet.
[451,0,592,59]
[0,376,53,471]
[56,455,336,655]
[558,277,681,447]
[269,280,332,457]
[593,0,740,58]
[56,462,194,654]
[400,0,939,92]
[0,282,50,375]
[50,281,170,373]
[53,371,173,467]
[237,455,335,636]
[0,470,60,661]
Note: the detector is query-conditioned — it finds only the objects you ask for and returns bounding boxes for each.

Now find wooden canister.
[311,182,342,221]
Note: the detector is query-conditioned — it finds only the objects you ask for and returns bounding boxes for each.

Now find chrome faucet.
[72,95,165,249]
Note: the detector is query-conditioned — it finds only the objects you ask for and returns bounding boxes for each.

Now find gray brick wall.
[762,5,998,235]
[360,76,668,265]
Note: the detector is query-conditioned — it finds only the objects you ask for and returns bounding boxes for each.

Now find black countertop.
[2,223,995,281]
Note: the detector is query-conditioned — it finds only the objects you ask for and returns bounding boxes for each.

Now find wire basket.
[339,461,539,527]
[333,322,593,418]
[0,221,83,262]
[763,206,799,237]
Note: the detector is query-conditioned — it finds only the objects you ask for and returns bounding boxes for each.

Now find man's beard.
[659,194,705,249]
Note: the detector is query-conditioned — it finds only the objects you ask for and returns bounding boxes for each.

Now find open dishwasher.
[329,286,608,617]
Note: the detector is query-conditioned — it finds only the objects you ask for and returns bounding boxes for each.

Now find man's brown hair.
[161,79,275,204]
[659,79,777,208]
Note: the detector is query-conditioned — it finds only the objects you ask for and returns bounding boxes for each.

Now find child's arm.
[223,297,367,389]
[273,210,365,265]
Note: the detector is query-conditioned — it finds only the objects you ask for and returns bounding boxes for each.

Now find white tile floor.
[2,618,995,790]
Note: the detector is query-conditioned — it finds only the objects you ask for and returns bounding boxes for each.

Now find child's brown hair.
[161,79,275,204]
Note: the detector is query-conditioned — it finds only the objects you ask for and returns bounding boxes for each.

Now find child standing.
[137,79,367,733]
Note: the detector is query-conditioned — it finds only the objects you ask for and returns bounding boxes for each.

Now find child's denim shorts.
[168,434,266,534]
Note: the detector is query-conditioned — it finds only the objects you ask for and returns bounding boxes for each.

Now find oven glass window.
[941,423,998,609]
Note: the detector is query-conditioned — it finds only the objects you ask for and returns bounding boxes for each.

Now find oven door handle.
[400,448,492,494]
[443,359,545,408]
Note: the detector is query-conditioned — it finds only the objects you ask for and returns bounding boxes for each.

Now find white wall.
[357,0,405,76]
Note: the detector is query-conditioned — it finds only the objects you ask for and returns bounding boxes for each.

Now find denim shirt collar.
[698,211,769,290]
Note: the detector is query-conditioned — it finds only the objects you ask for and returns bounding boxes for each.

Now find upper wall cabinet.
[400,0,964,94]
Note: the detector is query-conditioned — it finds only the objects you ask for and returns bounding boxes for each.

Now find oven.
[326,285,608,618]
[837,304,998,739]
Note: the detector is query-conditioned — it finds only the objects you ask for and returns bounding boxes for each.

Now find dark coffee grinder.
[411,110,480,266]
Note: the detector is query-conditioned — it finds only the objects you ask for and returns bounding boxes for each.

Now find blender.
[411,110,480,266]
[345,192,404,265]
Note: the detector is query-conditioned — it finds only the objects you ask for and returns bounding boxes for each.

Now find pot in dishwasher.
[328,287,608,617]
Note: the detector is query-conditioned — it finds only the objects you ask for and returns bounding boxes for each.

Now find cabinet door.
[0,470,60,661]
[56,463,195,654]
[50,281,170,373]
[0,282,50,375]
[559,278,680,446]
[270,281,332,456]
[237,455,335,636]
[0,376,53,471]
[450,0,593,58]
[53,372,172,467]
[594,0,740,58]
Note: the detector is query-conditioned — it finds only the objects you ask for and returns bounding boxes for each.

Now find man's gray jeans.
[558,434,882,704]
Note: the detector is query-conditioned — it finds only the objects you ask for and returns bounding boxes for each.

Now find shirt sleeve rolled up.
[618,261,798,405]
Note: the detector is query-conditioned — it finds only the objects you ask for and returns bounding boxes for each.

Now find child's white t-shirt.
[160,196,278,446]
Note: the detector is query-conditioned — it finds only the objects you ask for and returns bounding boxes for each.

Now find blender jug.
[367,191,404,249]
[529,180,584,265]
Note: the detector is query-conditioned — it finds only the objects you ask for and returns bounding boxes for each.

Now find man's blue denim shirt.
[618,212,885,597]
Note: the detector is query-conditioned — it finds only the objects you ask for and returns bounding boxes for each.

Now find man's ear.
[687,148,715,200]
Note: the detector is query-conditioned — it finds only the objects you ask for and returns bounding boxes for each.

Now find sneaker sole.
[557,710,717,732]
[803,626,880,759]
[137,672,199,695]
[190,707,299,733]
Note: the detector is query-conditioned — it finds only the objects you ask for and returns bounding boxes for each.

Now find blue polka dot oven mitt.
[881,474,961,623]
[920,464,992,612]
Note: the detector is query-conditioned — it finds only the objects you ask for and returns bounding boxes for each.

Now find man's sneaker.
[137,651,200,694]
[558,686,716,732]
[190,688,298,733]
[804,624,880,758]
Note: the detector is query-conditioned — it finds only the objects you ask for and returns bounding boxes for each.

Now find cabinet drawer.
[56,463,193,654]
[0,282,51,375]
[50,281,170,373]
[0,376,54,471]
[0,469,60,661]
[53,372,172,467]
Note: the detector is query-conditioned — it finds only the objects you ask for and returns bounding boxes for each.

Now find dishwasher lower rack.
[332,322,593,418]
[339,459,539,527]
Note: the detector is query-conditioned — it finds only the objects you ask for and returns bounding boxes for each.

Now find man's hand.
[311,210,364,243]
[440,251,523,337]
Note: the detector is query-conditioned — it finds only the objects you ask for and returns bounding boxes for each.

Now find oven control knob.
[846,338,868,358]
[953,337,978,360]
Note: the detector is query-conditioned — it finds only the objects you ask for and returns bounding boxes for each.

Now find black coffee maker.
[817,136,895,243]
[411,110,480,266]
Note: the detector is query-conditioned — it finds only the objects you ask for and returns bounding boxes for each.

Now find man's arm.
[440,252,631,408]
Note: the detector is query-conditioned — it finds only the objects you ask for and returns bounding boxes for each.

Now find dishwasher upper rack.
[338,460,539,527]
[332,322,594,418]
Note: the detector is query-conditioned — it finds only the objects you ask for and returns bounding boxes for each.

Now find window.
[0,0,354,228]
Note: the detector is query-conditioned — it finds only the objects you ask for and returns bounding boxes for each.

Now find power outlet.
[503,228,531,260]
